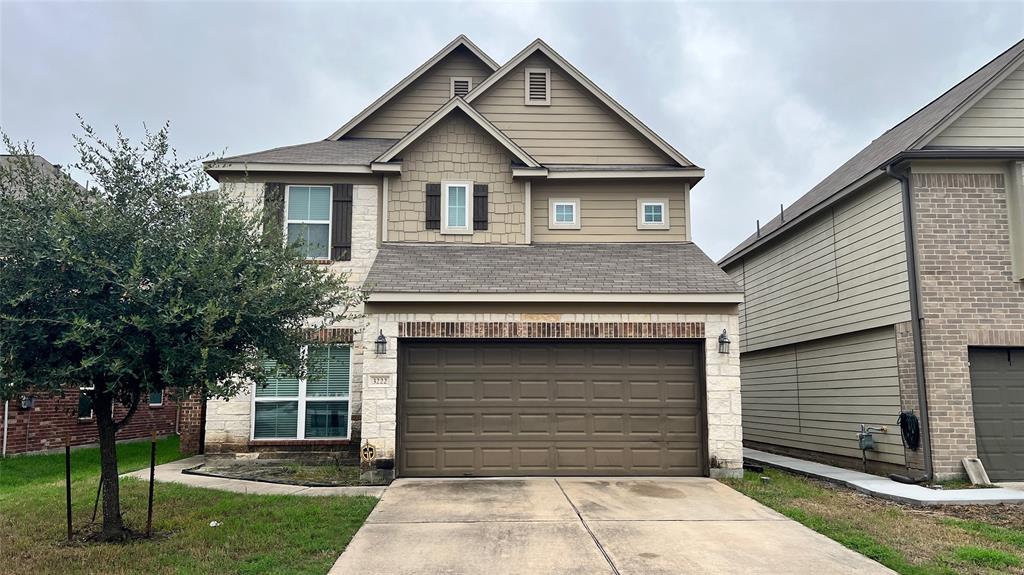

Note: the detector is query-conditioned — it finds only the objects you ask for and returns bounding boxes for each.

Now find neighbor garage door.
[398,340,705,477]
[969,347,1024,481]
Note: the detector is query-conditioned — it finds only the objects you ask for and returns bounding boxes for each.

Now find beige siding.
[741,326,906,466]
[386,111,526,244]
[728,178,911,354]
[348,47,494,139]
[930,64,1024,147]
[473,53,674,165]
[531,180,687,242]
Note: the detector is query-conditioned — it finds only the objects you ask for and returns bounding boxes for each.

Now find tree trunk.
[93,390,127,541]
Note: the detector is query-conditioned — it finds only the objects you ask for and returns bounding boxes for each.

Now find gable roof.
[375,98,541,168]
[719,38,1024,267]
[327,35,498,141]
[465,39,696,169]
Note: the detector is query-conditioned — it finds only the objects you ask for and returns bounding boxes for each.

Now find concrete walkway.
[331,477,894,575]
[746,448,1024,506]
[121,456,386,497]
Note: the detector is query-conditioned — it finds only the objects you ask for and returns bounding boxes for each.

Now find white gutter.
[2,400,8,457]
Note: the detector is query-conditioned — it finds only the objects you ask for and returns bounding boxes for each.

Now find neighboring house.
[0,155,182,456]
[720,40,1024,481]
[200,36,744,478]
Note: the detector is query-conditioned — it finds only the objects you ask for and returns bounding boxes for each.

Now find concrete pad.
[589,520,896,575]
[558,478,786,521]
[368,478,577,523]
[329,521,613,575]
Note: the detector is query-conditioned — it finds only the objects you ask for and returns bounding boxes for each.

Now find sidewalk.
[746,448,1024,506]
[122,456,386,498]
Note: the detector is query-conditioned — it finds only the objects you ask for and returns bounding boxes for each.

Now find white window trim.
[450,76,473,98]
[284,184,333,260]
[148,389,163,407]
[441,180,474,235]
[250,345,352,441]
[548,197,581,230]
[524,67,551,106]
[637,198,670,230]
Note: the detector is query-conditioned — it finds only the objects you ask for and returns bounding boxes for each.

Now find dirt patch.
[187,460,388,487]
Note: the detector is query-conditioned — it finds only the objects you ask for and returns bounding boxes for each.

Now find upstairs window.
[451,77,472,98]
[285,185,332,259]
[548,198,581,230]
[637,199,670,230]
[441,181,474,235]
[525,67,551,106]
[253,345,351,440]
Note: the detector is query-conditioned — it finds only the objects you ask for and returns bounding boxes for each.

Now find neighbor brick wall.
[911,170,1024,478]
[1,388,179,455]
[177,395,205,455]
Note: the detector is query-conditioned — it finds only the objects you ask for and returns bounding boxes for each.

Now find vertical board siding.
[930,66,1024,147]
[347,47,495,139]
[741,326,907,465]
[473,53,674,165]
[531,180,687,242]
[729,179,911,353]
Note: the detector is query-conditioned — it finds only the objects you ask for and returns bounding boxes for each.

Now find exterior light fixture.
[374,330,388,356]
[717,329,731,354]
[19,395,36,410]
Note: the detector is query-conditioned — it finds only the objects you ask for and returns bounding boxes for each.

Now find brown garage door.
[398,340,705,477]
[969,347,1024,481]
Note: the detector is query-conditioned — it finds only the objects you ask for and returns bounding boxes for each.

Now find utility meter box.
[858,433,876,450]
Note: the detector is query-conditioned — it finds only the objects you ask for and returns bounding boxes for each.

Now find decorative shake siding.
[741,326,905,468]
[386,112,526,244]
[727,178,911,354]
[531,180,688,243]
[906,166,1024,478]
[472,52,674,165]
[929,64,1024,147]
[347,46,495,139]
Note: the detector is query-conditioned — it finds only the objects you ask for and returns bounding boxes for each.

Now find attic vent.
[525,67,550,106]
[451,77,472,98]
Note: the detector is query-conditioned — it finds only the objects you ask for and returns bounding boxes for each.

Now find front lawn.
[0,436,376,575]
[723,468,1024,575]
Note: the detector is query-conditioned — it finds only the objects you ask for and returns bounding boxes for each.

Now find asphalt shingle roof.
[365,242,740,294]
[216,138,399,166]
[720,39,1024,265]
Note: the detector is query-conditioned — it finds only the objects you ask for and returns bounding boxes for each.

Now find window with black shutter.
[473,184,488,230]
[331,184,353,261]
[425,183,441,230]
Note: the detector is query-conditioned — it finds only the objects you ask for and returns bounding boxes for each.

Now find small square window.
[148,390,163,406]
[637,199,670,230]
[644,203,664,224]
[548,198,581,230]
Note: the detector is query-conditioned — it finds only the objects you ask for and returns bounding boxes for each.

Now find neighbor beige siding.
[726,178,911,353]
[348,47,495,139]
[386,111,526,244]
[473,53,674,165]
[531,180,687,242]
[930,64,1024,147]
[741,326,906,466]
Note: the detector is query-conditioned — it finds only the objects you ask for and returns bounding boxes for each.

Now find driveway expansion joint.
[554,477,622,575]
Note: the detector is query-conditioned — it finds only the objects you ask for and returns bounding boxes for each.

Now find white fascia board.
[204,162,373,175]
[545,168,704,180]
[368,292,744,304]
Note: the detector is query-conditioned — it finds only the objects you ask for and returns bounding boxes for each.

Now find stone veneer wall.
[359,312,743,477]
[909,169,1024,478]
[387,111,527,244]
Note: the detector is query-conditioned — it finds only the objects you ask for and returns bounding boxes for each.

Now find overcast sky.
[2,1,1022,259]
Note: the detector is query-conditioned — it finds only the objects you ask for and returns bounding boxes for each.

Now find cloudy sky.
[2,1,1021,259]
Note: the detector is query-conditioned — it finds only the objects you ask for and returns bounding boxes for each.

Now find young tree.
[0,123,365,541]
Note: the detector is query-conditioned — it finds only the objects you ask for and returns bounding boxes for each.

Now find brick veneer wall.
[894,321,925,471]
[1,388,179,455]
[911,170,1024,478]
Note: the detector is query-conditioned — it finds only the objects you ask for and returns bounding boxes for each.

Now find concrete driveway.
[330,478,894,575]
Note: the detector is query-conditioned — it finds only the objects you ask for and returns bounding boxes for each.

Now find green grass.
[0,436,377,575]
[723,468,1024,575]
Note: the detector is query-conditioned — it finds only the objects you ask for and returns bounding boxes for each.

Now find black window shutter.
[473,184,488,230]
[263,182,286,241]
[425,183,441,230]
[332,184,353,261]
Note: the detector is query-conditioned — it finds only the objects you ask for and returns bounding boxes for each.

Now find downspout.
[2,400,8,457]
[886,162,934,481]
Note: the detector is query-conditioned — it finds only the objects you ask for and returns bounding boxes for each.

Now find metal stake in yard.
[91,477,102,523]
[64,434,72,542]
[146,431,156,537]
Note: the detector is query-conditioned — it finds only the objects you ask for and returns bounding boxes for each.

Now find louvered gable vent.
[451,77,472,98]
[525,67,550,105]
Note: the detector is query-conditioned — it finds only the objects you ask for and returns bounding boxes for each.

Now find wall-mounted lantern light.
[718,329,731,354]
[374,331,388,356]
[19,395,36,410]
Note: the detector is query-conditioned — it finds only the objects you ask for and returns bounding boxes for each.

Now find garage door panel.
[970,347,1024,481]
[400,341,705,477]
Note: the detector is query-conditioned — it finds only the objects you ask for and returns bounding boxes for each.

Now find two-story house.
[720,39,1024,481]
[200,36,744,479]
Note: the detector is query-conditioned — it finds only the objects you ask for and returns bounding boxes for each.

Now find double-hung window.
[441,180,473,234]
[637,198,670,230]
[78,387,94,420]
[252,345,351,440]
[285,185,332,259]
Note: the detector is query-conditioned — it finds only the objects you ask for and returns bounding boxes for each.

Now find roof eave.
[368,292,744,304]
[203,161,374,180]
